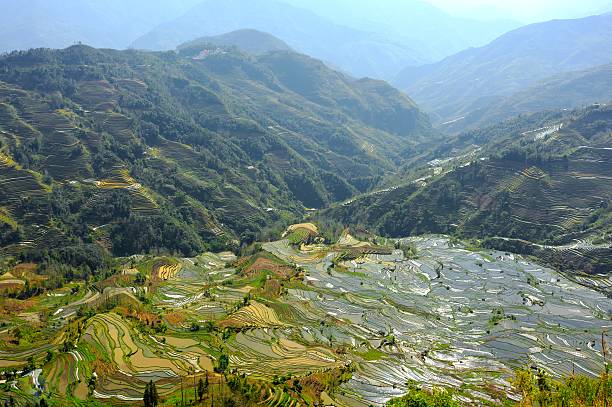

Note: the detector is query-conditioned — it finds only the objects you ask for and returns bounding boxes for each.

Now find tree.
[26,355,36,371]
[88,375,97,395]
[216,354,229,373]
[197,375,208,402]
[151,381,159,406]
[144,380,159,407]
[387,383,458,407]
[45,350,54,363]
[143,383,149,407]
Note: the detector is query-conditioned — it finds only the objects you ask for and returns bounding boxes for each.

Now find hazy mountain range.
[0,0,202,52]
[395,13,612,123]
[130,0,427,79]
[1,0,518,80]
[281,0,520,61]
[441,62,612,133]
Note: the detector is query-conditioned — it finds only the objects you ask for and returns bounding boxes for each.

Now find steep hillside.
[131,0,427,80]
[323,106,612,275]
[441,63,612,133]
[178,29,293,55]
[396,14,612,123]
[0,45,433,258]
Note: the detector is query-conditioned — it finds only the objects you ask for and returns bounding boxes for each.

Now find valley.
[324,105,612,281]
[0,3,611,405]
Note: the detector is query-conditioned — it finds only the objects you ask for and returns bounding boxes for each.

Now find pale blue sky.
[425,0,612,22]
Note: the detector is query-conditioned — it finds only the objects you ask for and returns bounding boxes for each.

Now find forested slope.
[0,45,434,261]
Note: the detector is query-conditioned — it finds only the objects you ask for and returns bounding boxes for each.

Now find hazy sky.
[425,0,612,22]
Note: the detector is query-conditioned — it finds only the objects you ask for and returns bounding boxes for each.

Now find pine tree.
[143,382,151,407]
[151,380,158,406]
[144,380,158,407]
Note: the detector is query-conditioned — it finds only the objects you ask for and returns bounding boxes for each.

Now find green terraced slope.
[0,45,435,257]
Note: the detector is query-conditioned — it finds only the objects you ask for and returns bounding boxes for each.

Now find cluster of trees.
[387,369,611,407]
[2,398,48,407]
[0,221,22,247]
[109,214,205,257]
[387,384,457,407]
[6,280,43,300]
[513,368,610,407]
[19,243,113,287]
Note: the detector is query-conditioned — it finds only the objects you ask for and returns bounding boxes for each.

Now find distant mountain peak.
[177,29,293,56]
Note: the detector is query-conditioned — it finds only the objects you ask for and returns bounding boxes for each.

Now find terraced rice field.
[76,313,213,400]
[483,149,612,238]
[0,154,48,211]
[92,112,137,144]
[4,234,608,405]
[223,301,285,328]
[80,168,159,221]
[227,329,342,377]
[154,263,181,281]
[74,81,118,111]
[263,236,612,405]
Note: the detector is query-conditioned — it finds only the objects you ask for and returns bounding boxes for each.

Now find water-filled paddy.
[20,235,608,405]
[265,236,611,405]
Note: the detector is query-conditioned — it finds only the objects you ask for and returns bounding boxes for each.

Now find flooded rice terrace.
[264,236,611,406]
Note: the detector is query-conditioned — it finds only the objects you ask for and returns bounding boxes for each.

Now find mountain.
[283,0,521,63]
[396,13,612,123]
[441,0,612,22]
[0,45,434,258]
[0,0,522,82]
[441,63,612,133]
[322,105,612,275]
[0,0,201,52]
[178,29,293,55]
[131,0,428,80]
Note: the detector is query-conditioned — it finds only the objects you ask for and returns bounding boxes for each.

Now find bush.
[387,384,458,407]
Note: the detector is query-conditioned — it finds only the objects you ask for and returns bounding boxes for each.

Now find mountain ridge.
[441,62,612,133]
[396,13,612,123]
